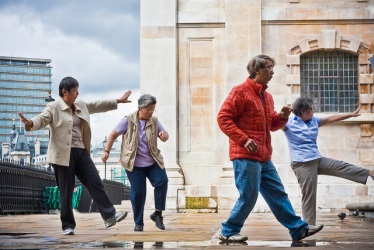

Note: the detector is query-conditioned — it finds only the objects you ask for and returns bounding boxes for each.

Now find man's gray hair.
[246,54,275,79]
[138,94,157,108]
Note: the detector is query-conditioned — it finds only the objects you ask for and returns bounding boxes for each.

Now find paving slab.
[1,210,374,249]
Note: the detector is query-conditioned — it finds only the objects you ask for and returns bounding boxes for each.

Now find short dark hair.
[292,97,314,117]
[59,77,79,97]
[246,54,275,79]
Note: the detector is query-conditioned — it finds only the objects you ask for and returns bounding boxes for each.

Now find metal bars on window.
[300,50,358,113]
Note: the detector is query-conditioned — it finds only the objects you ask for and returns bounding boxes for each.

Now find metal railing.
[0,158,130,214]
[76,179,130,212]
[0,158,56,214]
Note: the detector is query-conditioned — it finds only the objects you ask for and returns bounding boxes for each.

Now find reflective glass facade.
[0,56,53,146]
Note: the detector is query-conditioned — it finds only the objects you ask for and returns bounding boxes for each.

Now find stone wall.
[140,0,374,213]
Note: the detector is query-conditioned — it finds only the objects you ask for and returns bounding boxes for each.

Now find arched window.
[300,50,358,113]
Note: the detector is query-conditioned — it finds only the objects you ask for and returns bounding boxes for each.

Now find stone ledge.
[346,202,374,211]
[346,202,374,218]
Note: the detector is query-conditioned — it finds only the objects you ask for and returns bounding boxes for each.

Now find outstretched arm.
[320,105,362,127]
[86,90,132,114]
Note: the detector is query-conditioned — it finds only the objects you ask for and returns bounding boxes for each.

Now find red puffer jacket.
[217,77,287,162]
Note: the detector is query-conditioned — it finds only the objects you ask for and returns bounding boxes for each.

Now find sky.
[0,0,141,145]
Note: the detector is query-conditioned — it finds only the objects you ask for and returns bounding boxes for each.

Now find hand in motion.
[278,106,293,119]
[18,112,33,129]
[159,131,169,142]
[116,90,132,103]
[320,104,363,126]
[351,104,362,117]
[243,138,258,153]
[101,152,109,163]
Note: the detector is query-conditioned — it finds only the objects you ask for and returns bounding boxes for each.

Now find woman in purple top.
[282,97,374,226]
[102,94,169,232]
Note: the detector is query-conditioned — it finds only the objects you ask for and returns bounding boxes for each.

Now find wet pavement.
[1,209,374,249]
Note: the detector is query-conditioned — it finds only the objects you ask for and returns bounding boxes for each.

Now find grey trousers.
[291,157,369,226]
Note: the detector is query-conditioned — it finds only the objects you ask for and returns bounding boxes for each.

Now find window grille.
[300,50,358,113]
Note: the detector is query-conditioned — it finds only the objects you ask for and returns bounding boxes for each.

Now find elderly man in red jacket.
[217,54,323,243]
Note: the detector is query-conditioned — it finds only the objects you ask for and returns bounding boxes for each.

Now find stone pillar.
[216,0,263,211]
[224,0,262,84]
[140,0,184,210]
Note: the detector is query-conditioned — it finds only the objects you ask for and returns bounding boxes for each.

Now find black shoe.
[150,212,165,230]
[295,225,323,241]
[291,240,316,247]
[134,242,143,248]
[134,224,144,231]
[153,242,163,247]
[62,228,74,235]
[104,211,128,228]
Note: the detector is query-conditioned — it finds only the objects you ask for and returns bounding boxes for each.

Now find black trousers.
[52,148,115,230]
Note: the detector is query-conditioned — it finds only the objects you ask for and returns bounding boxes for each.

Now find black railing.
[0,158,130,215]
[76,179,130,212]
[0,158,56,214]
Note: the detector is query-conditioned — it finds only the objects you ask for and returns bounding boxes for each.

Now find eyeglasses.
[143,107,156,113]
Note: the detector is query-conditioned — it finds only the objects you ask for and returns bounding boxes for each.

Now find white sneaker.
[62,228,74,235]
[219,233,248,242]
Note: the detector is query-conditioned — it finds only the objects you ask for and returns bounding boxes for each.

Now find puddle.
[76,241,163,248]
[75,241,131,248]
[0,234,67,247]
[181,240,332,248]
[0,233,34,236]
[75,240,333,248]
[0,236,367,249]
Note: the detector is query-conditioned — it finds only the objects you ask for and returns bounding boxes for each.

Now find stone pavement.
[1,209,374,249]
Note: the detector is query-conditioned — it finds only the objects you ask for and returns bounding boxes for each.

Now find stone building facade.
[140,0,374,213]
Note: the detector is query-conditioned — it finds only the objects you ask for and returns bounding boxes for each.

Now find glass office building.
[0,56,53,157]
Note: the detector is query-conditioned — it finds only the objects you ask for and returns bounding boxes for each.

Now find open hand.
[116,90,132,103]
[278,106,293,119]
[351,104,362,117]
[18,112,33,128]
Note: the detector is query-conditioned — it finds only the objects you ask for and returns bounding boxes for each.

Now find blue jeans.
[221,159,308,240]
[126,163,168,225]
